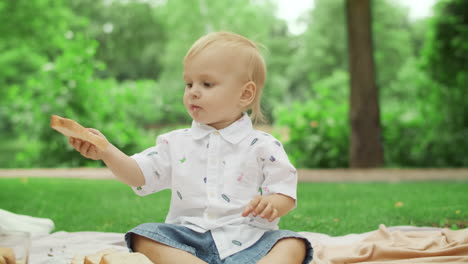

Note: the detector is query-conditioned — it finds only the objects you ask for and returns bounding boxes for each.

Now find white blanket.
[0,209,54,237]
[1,209,448,264]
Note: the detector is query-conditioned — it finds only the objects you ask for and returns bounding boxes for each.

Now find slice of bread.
[99,252,153,264]
[50,115,108,150]
[0,248,15,264]
[70,254,85,264]
[83,248,119,264]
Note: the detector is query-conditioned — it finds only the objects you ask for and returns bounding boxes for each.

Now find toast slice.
[0,247,15,264]
[50,115,109,150]
[83,248,119,264]
[99,252,153,264]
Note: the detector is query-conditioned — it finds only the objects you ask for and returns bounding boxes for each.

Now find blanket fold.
[0,209,54,237]
[312,224,468,264]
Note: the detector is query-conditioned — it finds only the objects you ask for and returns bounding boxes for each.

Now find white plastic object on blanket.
[0,209,55,237]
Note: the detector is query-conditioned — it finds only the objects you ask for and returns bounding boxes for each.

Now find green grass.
[1,178,467,236]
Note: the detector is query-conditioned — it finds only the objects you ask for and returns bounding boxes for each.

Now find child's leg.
[133,234,208,264]
[257,237,307,264]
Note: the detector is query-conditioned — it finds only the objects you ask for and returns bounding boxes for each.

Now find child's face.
[183,46,248,130]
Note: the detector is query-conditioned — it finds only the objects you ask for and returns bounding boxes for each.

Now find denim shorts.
[125,223,313,264]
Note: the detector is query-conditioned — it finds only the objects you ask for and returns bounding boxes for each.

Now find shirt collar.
[190,113,253,144]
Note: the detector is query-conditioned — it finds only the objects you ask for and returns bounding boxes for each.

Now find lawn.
[1,178,467,236]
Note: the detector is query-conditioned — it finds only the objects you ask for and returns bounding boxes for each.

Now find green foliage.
[420,0,468,164]
[287,0,413,98]
[0,0,75,132]
[15,77,160,167]
[0,0,466,168]
[275,70,349,168]
[69,0,167,80]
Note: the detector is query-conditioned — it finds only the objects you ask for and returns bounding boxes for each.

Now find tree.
[346,0,383,167]
[287,0,413,100]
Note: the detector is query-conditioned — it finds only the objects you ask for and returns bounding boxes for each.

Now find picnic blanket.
[310,224,468,264]
[2,209,468,263]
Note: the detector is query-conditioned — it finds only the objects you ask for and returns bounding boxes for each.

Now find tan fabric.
[312,225,468,264]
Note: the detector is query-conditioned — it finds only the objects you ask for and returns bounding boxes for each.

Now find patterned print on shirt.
[258,187,263,195]
[232,240,242,246]
[237,173,244,182]
[221,194,231,203]
[203,177,207,184]
[177,190,183,200]
[179,156,186,163]
[274,141,281,147]
[147,151,158,156]
[250,138,258,146]
[137,186,142,191]
[269,155,276,162]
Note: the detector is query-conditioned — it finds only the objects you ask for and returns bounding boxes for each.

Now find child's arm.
[241,193,295,222]
[68,129,145,187]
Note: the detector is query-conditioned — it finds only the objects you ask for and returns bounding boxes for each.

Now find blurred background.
[0,0,466,169]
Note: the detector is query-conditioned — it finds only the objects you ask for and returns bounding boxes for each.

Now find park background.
[1,0,466,169]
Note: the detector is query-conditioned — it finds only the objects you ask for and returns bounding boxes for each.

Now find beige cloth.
[312,224,468,264]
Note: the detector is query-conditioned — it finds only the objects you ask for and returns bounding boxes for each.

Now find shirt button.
[213,131,219,135]
[210,159,216,165]
[208,192,215,198]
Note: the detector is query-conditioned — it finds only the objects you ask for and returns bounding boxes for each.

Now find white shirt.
[131,113,298,259]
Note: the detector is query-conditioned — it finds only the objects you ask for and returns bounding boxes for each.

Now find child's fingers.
[80,141,92,156]
[268,208,279,222]
[259,202,274,218]
[87,128,105,138]
[69,136,99,160]
[73,138,83,150]
[253,199,269,217]
[242,195,261,217]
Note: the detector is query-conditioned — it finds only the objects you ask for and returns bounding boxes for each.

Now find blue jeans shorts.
[125,223,313,264]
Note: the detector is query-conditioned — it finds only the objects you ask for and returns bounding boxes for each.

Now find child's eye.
[185,83,193,88]
[203,82,214,88]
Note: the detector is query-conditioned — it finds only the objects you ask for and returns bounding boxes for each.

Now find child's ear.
[239,81,256,108]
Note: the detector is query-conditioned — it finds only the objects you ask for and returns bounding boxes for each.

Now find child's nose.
[189,86,201,98]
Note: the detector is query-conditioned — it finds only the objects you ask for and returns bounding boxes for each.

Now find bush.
[276,60,468,169]
[7,33,166,167]
[274,70,350,168]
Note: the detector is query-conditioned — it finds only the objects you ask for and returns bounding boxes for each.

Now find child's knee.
[132,234,152,252]
[276,238,307,261]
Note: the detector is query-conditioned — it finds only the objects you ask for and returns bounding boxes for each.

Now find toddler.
[69,31,313,264]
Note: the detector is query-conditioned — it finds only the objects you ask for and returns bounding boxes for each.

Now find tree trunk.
[346,0,384,168]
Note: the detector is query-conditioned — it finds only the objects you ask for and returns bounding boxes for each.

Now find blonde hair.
[184,31,267,124]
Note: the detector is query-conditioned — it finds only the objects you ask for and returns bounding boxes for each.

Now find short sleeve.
[259,138,297,201]
[130,134,172,196]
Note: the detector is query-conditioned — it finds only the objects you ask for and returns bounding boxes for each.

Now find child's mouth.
[191,105,201,111]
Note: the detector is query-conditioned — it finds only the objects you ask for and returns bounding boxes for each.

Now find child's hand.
[69,128,109,160]
[242,195,280,222]
[242,193,296,222]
